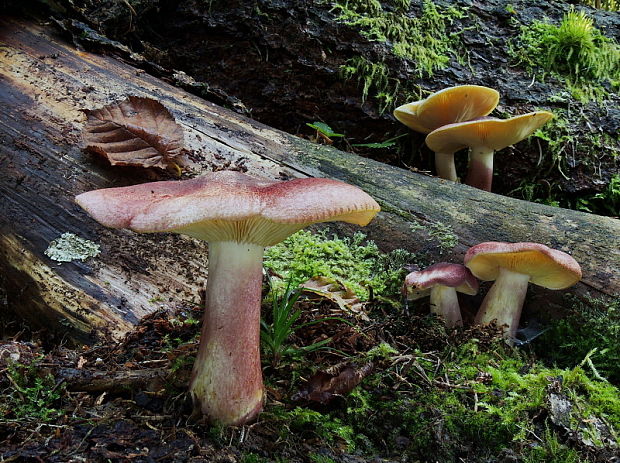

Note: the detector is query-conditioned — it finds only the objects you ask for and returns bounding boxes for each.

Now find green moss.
[333,0,465,110]
[535,295,620,384]
[427,221,458,253]
[340,56,393,105]
[521,427,582,463]
[578,0,619,12]
[259,334,618,461]
[340,340,618,460]
[264,229,417,301]
[333,0,463,76]
[1,356,63,422]
[273,406,357,451]
[509,8,620,101]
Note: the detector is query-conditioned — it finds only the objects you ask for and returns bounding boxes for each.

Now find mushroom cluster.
[394,86,553,191]
[403,242,581,345]
[76,171,380,426]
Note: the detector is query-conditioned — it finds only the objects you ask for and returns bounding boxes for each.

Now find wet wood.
[57,367,171,393]
[0,18,618,343]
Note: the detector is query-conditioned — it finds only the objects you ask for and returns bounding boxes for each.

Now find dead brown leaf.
[83,96,184,170]
[301,276,368,320]
[292,361,374,404]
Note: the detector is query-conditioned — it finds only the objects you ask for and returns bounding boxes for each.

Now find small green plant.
[309,454,338,463]
[260,281,337,367]
[306,122,344,139]
[510,8,620,100]
[1,356,63,422]
[351,133,407,149]
[365,342,398,360]
[587,173,620,216]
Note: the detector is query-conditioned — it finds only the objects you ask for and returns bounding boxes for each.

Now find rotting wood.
[0,18,618,343]
[56,367,172,393]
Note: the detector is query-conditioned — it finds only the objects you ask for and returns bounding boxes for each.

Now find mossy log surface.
[0,19,618,343]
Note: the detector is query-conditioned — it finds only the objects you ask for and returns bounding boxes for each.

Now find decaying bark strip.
[0,18,618,343]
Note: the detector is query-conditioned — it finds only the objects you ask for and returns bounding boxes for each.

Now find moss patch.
[264,229,416,301]
[509,8,620,101]
[332,0,466,110]
[535,295,620,383]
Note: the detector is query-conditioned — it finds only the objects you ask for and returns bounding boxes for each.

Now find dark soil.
[2,294,616,463]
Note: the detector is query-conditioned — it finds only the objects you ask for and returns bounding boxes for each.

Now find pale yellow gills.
[464,241,581,344]
[425,111,554,190]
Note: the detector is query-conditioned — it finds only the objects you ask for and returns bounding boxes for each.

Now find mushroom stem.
[434,152,458,182]
[190,241,265,425]
[430,285,463,328]
[465,147,494,191]
[474,267,530,344]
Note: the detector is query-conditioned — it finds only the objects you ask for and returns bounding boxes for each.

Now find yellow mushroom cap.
[425,111,554,153]
[464,242,582,290]
[394,85,500,134]
[75,171,381,246]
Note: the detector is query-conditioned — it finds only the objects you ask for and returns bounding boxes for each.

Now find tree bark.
[0,18,618,343]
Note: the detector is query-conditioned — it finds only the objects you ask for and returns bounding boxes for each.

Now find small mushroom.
[76,171,380,425]
[403,263,478,328]
[425,111,553,191]
[394,85,500,181]
[464,242,582,344]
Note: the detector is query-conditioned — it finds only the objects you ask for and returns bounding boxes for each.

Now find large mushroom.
[464,242,581,344]
[75,171,380,425]
[394,85,500,181]
[403,263,478,328]
[425,111,553,191]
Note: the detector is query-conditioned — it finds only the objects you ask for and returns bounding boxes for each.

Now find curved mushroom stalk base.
[430,285,463,328]
[434,152,458,182]
[190,241,265,426]
[474,267,530,345]
[465,148,494,191]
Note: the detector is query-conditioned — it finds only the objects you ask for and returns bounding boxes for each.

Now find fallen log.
[0,18,618,343]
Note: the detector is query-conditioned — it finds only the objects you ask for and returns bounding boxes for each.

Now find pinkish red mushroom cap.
[464,242,582,289]
[75,171,380,246]
[404,262,479,295]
